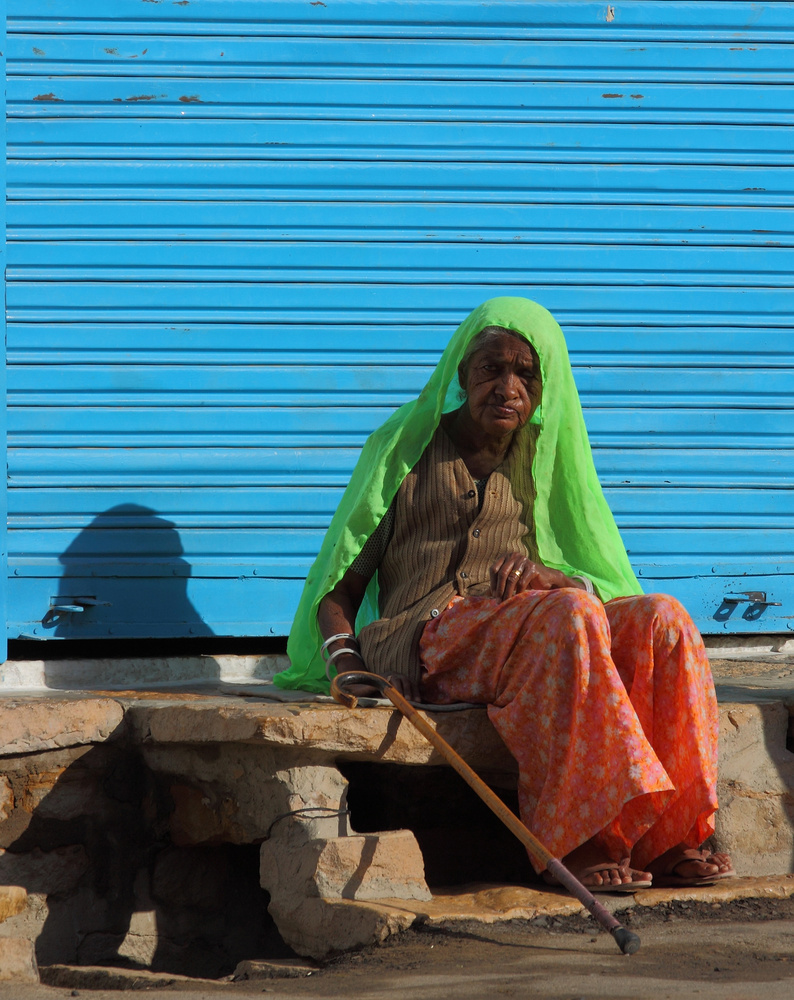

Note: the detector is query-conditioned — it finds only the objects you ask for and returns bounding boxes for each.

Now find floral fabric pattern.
[419,589,718,871]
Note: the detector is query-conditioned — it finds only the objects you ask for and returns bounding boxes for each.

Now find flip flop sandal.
[651,852,736,888]
[544,861,652,894]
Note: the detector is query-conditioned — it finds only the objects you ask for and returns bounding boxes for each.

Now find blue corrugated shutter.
[5,1,793,641]
[0,14,7,663]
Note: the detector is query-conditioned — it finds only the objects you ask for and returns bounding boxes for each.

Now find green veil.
[275,297,642,694]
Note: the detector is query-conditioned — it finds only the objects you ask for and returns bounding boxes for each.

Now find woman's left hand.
[489,553,574,602]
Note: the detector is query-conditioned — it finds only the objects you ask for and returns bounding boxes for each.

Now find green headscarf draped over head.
[275,297,642,694]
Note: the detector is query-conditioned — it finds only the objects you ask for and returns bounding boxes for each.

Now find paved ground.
[2,897,793,1000]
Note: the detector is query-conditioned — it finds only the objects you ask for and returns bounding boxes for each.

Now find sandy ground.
[2,897,793,1000]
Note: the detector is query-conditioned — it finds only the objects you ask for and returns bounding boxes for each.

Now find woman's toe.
[672,853,718,879]
[618,859,649,885]
[706,851,733,873]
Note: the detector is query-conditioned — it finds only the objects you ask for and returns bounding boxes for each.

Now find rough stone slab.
[125,700,515,770]
[40,964,220,990]
[398,883,583,925]
[0,886,27,924]
[344,875,794,932]
[633,874,794,908]
[233,958,318,980]
[0,937,39,984]
[0,698,123,756]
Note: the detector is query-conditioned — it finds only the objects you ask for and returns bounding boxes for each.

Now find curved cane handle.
[330,670,391,708]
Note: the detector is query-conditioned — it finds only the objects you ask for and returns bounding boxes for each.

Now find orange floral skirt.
[419,589,718,871]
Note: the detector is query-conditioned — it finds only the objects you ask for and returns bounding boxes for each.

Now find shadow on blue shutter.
[47,505,214,641]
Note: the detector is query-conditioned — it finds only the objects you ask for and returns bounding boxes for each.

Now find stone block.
[0,886,27,924]
[715,702,794,875]
[0,778,12,824]
[260,895,415,960]
[144,744,352,845]
[0,845,90,896]
[261,828,430,905]
[311,831,432,902]
[233,958,318,980]
[0,936,39,983]
[0,745,100,848]
[116,908,159,968]
[260,825,430,958]
[0,892,48,958]
[0,698,123,756]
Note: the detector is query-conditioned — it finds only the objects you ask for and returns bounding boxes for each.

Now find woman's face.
[459,332,540,438]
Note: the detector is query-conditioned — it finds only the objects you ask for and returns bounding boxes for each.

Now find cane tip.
[612,926,641,955]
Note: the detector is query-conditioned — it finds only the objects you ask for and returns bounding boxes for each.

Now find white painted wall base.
[0,654,289,692]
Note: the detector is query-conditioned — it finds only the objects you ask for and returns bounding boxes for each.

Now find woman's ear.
[457,364,467,401]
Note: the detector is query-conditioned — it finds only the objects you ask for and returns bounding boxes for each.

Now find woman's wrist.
[568,574,595,595]
[320,631,358,656]
[320,632,364,679]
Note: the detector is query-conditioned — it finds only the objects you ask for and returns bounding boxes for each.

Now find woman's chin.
[481,413,522,435]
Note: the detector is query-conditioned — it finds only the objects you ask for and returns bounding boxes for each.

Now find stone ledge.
[0,698,124,757]
[340,874,794,931]
[123,699,516,771]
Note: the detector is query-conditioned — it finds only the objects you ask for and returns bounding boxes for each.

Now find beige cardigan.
[358,426,537,682]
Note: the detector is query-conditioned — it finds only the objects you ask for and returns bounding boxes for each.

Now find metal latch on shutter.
[47,596,112,615]
[722,592,781,607]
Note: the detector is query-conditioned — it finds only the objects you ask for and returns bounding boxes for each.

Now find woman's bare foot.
[648,844,734,886]
[543,838,652,891]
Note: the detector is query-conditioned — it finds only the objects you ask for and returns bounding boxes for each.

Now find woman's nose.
[495,372,520,398]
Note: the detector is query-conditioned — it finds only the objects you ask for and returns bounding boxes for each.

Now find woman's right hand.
[489,552,573,601]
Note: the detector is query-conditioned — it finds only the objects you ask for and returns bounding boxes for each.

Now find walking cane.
[331,670,641,956]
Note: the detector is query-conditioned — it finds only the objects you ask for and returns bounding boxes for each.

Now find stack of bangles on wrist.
[320,633,363,680]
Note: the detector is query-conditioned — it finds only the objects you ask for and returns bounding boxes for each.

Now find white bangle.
[320,632,358,661]
[325,645,364,680]
[571,574,595,595]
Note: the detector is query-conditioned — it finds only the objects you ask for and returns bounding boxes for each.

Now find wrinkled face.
[459,332,540,438]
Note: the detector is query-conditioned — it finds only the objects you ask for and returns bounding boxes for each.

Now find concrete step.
[0,656,792,962]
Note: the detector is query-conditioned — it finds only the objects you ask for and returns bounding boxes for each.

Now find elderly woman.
[275,298,732,891]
